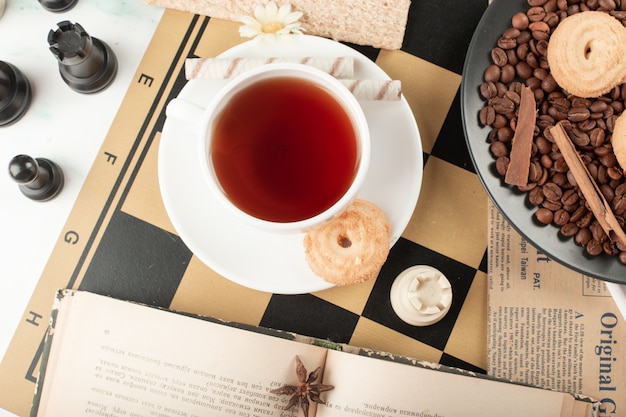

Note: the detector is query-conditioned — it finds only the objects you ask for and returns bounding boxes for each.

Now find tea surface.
[211,76,359,222]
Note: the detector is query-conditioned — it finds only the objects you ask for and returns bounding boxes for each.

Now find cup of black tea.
[166,63,370,233]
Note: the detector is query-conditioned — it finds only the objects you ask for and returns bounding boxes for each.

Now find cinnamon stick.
[549,123,626,246]
[505,85,537,186]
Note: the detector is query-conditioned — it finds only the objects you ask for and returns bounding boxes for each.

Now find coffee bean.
[484,64,501,83]
[530,21,551,40]
[490,139,507,157]
[577,211,594,229]
[589,100,608,113]
[529,186,545,205]
[567,107,591,122]
[512,12,530,29]
[496,127,514,142]
[480,81,498,100]
[553,157,569,173]
[604,242,619,256]
[612,195,626,215]
[535,207,554,224]
[503,28,521,39]
[599,0,617,9]
[599,153,618,168]
[570,205,587,223]
[515,61,533,79]
[544,0,558,13]
[542,199,562,211]
[516,43,530,61]
[576,228,592,246]
[568,128,590,146]
[553,209,570,226]
[541,74,557,92]
[529,161,544,183]
[528,6,547,21]
[590,221,608,242]
[535,135,552,153]
[586,239,604,256]
[578,119,596,132]
[571,97,591,108]
[561,189,579,206]
[480,106,496,126]
[543,12,560,27]
[497,37,517,50]
[491,48,508,66]
[491,97,515,114]
[494,114,508,129]
[597,164,608,184]
[601,184,615,202]
[501,65,516,83]
[526,52,539,69]
[504,90,521,106]
[496,156,509,176]
[560,222,579,237]
[608,166,623,180]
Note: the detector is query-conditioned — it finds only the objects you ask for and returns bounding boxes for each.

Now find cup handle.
[165,98,205,130]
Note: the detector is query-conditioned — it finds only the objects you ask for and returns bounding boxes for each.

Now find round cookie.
[612,112,626,171]
[303,199,390,286]
[547,11,626,98]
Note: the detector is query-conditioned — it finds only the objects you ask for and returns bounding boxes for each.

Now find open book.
[31,290,598,417]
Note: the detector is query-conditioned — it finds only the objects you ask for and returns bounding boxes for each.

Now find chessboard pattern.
[0,2,491,415]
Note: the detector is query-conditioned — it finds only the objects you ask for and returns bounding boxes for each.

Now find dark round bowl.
[461,0,626,284]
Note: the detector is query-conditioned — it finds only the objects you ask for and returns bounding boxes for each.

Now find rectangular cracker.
[142,0,411,50]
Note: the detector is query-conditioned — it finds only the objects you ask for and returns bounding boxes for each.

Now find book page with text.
[318,349,578,417]
[34,291,329,417]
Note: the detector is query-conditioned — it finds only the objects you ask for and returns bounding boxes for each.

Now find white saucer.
[158,35,423,294]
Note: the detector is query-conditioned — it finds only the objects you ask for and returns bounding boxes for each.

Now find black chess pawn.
[38,0,78,12]
[47,20,118,94]
[8,155,64,201]
[0,61,32,126]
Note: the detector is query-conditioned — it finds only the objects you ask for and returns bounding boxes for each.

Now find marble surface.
[0,1,163,415]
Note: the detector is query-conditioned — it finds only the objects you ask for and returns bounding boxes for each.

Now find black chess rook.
[0,61,32,126]
[38,0,78,13]
[48,20,118,94]
[8,155,64,201]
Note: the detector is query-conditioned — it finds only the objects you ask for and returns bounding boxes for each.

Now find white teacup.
[166,63,370,233]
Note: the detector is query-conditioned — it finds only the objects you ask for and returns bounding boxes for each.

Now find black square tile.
[260,294,359,343]
[80,210,192,307]
[440,352,486,374]
[430,89,476,173]
[402,0,488,75]
[362,238,477,351]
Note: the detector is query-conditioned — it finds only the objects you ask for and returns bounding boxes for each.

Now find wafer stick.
[549,123,626,246]
[185,57,354,79]
[185,57,402,101]
[339,79,401,101]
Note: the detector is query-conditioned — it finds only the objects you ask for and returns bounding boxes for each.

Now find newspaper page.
[487,201,624,417]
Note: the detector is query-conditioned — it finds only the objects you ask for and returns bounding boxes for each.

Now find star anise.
[270,355,334,417]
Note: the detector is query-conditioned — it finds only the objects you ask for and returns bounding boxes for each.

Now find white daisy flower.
[238,2,305,38]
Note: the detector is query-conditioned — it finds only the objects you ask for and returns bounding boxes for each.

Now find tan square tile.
[169,256,272,326]
[375,49,461,154]
[444,270,488,370]
[313,278,377,316]
[403,156,488,268]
